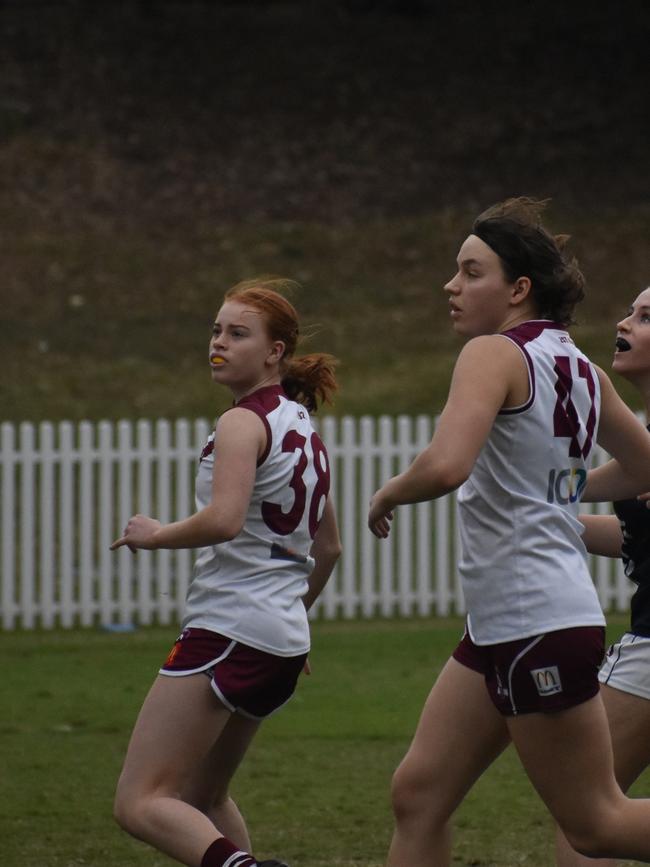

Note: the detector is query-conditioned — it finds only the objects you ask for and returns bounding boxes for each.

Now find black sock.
[201,836,257,867]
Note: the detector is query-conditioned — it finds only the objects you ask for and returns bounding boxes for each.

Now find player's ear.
[511,277,531,306]
[267,340,286,364]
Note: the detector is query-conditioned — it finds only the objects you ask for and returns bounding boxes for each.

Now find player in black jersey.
[557,286,650,867]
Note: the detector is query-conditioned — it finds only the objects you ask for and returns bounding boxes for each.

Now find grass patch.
[1,616,647,866]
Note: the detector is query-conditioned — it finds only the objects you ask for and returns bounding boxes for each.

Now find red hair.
[224,277,338,412]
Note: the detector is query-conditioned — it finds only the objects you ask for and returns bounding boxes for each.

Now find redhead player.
[368,199,650,865]
[111,279,341,867]
[556,286,650,867]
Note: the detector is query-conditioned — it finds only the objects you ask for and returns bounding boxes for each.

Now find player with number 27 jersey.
[183,384,330,656]
[458,320,605,644]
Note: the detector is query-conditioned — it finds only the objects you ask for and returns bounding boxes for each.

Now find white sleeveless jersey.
[458,321,606,645]
[182,385,330,656]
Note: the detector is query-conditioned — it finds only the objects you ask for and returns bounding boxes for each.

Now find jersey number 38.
[261,431,330,539]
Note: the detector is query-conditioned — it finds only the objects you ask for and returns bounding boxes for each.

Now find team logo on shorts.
[164,643,181,667]
[495,668,509,697]
[531,666,562,696]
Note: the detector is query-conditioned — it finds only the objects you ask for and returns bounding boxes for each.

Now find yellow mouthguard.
[211,356,225,365]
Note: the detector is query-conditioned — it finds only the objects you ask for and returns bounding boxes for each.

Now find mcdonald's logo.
[530,665,562,696]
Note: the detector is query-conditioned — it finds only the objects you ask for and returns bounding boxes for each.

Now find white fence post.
[135,419,154,625]
[79,421,95,627]
[317,415,340,620]
[340,416,358,618]
[98,421,115,626]
[39,422,56,628]
[359,415,377,618]
[0,415,634,630]
[174,419,193,616]
[396,415,414,617]
[58,422,74,627]
[378,415,395,617]
[19,422,36,629]
[1,422,16,629]
[155,419,173,625]
[117,420,135,626]
[415,415,434,616]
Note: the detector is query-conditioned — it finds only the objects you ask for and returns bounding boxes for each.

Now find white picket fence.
[0,416,631,631]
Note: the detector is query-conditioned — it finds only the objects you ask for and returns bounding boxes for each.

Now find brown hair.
[472,197,585,326]
[224,277,338,412]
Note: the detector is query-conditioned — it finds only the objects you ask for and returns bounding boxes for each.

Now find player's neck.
[232,372,282,403]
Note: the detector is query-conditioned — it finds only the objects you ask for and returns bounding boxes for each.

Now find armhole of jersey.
[497,334,536,415]
[247,407,272,466]
[223,405,272,467]
[256,413,272,466]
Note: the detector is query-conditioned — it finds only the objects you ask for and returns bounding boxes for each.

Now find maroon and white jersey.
[182,384,330,656]
[458,321,606,645]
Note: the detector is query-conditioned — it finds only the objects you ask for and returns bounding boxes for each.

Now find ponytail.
[282,353,338,413]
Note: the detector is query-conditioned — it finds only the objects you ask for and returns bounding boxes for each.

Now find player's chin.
[611,355,637,378]
[451,319,477,338]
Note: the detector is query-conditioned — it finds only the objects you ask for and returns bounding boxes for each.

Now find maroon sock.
[201,836,257,867]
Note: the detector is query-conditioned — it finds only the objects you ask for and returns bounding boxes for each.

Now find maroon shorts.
[452,626,605,716]
[160,628,308,720]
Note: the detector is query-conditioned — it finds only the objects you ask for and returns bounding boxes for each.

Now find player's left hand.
[111,515,162,551]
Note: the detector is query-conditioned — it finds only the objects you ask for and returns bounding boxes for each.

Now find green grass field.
[2,615,647,867]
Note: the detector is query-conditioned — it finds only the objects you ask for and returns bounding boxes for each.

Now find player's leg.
[387,656,510,867]
[554,683,650,866]
[509,692,650,861]
[182,709,261,851]
[600,682,650,789]
[114,673,251,866]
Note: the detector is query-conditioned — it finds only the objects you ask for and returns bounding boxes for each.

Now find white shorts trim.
[599,632,650,700]
[507,634,545,715]
[158,639,236,677]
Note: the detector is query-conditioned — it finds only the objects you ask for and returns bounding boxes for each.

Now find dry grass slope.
[1,1,649,421]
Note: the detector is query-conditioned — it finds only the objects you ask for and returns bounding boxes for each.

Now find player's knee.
[563,816,619,859]
[113,786,145,839]
[113,796,132,835]
[567,834,611,859]
[391,759,444,826]
[391,761,418,820]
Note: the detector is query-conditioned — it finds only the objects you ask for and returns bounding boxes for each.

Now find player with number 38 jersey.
[184,385,330,655]
[111,279,340,867]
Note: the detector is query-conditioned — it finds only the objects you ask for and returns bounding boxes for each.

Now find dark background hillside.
[2,0,649,421]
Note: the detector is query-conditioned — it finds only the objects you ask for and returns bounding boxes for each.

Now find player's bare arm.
[583,367,650,502]
[369,335,526,537]
[111,408,265,551]
[578,514,623,557]
[302,496,341,611]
